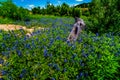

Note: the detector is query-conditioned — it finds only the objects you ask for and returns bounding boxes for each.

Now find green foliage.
[72,7,81,17]
[60,3,70,16]
[0,1,29,20]
[0,17,13,24]
[46,3,55,15]
[0,17,120,80]
[31,7,41,14]
[31,3,81,17]
[88,0,120,34]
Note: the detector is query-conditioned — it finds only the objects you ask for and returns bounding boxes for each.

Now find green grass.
[0,17,14,24]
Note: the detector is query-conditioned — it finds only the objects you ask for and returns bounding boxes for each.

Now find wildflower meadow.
[0,17,120,80]
[0,0,120,80]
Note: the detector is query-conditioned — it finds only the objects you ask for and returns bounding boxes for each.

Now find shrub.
[0,1,29,20]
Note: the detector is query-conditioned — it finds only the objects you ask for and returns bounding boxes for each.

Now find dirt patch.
[0,24,44,36]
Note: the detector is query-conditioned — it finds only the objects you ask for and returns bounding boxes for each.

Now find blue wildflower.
[23,37,27,41]
[63,68,67,73]
[83,44,87,48]
[81,63,85,67]
[48,63,52,67]
[53,64,60,71]
[66,40,70,44]
[0,78,3,80]
[80,60,82,65]
[34,73,37,78]
[97,53,102,59]
[43,47,48,57]
[64,59,67,63]
[16,50,22,57]
[84,72,88,77]
[22,69,26,74]
[25,44,31,49]
[76,75,80,80]
[19,69,27,79]
[56,36,61,40]
[72,53,77,59]
[36,38,39,42]
[1,52,9,58]
[96,33,99,36]
[37,30,40,34]
[51,77,55,80]
[79,72,84,77]
[82,53,88,58]
[1,70,7,75]
[19,73,24,79]
[49,53,53,58]
[78,38,82,43]
[0,58,4,64]
[1,43,6,48]
[49,39,54,46]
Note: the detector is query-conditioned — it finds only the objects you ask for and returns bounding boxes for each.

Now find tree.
[72,7,81,17]
[32,7,41,14]
[88,0,120,34]
[0,1,29,20]
[60,3,70,16]
[46,3,55,15]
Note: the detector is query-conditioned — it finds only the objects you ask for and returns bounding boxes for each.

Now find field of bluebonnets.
[0,16,120,80]
[0,0,120,80]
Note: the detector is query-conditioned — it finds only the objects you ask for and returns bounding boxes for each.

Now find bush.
[0,1,29,20]
[88,0,120,34]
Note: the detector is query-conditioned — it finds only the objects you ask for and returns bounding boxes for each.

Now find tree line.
[31,2,83,17]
